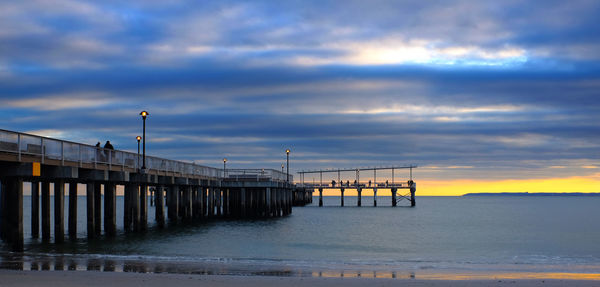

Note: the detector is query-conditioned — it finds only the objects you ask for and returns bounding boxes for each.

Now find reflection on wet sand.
[2,252,600,281]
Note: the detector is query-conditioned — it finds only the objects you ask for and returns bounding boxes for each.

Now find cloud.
[0,0,598,183]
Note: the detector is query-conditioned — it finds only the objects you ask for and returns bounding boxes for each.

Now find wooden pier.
[298,166,417,207]
[0,129,311,251]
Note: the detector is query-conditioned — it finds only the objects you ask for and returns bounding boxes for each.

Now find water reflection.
[0,252,412,278]
[2,252,600,281]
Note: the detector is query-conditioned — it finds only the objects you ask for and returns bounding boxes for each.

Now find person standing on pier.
[104,141,114,150]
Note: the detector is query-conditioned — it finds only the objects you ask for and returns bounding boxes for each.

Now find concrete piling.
[93,182,102,237]
[68,182,77,240]
[41,181,50,242]
[54,180,65,243]
[86,183,95,239]
[123,184,132,231]
[318,188,323,207]
[357,187,362,207]
[155,185,165,227]
[391,188,397,207]
[373,188,377,207]
[3,178,23,251]
[31,181,39,239]
[340,188,345,207]
[140,184,147,231]
[410,182,416,207]
[132,184,140,231]
[168,185,179,222]
[104,183,116,237]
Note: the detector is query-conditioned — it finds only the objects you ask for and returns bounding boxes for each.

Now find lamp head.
[223,158,227,163]
[140,110,149,119]
[286,149,290,154]
[136,136,142,142]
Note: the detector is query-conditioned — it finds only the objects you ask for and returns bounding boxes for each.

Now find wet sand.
[0,270,599,287]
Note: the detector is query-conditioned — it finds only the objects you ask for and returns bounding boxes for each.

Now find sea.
[2,195,600,279]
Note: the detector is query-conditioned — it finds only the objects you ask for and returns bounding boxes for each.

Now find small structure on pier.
[298,166,417,207]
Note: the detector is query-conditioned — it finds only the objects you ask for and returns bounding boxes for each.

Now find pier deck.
[298,166,417,207]
[0,129,311,251]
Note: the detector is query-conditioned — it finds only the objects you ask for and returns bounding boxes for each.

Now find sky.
[0,1,599,195]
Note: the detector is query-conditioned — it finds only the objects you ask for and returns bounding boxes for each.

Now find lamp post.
[286,149,290,183]
[140,110,148,170]
[281,164,284,173]
[136,136,141,170]
[223,158,227,177]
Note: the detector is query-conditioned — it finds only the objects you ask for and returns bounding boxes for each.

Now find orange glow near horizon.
[314,175,600,196]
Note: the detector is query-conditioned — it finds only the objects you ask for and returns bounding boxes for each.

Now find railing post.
[108,150,112,169]
[41,138,45,164]
[17,133,21,161]
[78,145,82,167]
[61,141,64,165]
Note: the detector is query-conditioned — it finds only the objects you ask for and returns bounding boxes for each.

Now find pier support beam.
[357,188,362,207]
[266,187,271,216]
[31,181,39,239]
[410,182,416,207]
[155,185,165,227]
[104,183,116,237]
[93,182,102,237]
[216,188,222,217]
[208,187,215,217]
[318,188,323,207]
[68,182,77,240]
[340,188,345,207]
[222,188,228,217]
[140,184,147,231]
[199,186,205,219]
[123,184,132,231]
[168,185,179,222]
[391,188,397,207]
[86,183,95,239]
[132,184,140,231]
[41,181,50,242]
[2,178,23,251]
[240,188,246,217]
[54,180,65,243]
[373,188,377,207]
[185,186,193,220]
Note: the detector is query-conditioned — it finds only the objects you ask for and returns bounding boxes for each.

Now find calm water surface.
[2,196,600,275]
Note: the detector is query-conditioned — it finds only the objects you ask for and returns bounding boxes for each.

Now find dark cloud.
[0,1,599,181]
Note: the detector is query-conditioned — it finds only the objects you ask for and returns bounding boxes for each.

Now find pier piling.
[86,183,95,239]
[104,183,116,237]
[41,181,50,242]
[54,180,65,243]
[68,182,77,240]
[31,181,39,238]
[373,188,377,207]
[155,185,165,227]
[93,182,102,236]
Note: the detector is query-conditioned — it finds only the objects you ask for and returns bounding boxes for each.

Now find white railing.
[0,129,231,179]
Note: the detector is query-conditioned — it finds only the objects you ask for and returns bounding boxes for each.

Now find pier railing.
[300,181,410,188]
[225,168,292,182]
[0,129,225,179]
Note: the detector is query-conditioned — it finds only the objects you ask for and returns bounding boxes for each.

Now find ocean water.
[2,195,600,276]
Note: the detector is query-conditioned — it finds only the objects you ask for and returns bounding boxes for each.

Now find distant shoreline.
[463,192,600,196]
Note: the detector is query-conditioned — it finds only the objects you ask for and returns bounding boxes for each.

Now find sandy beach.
[0,270,599,287]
